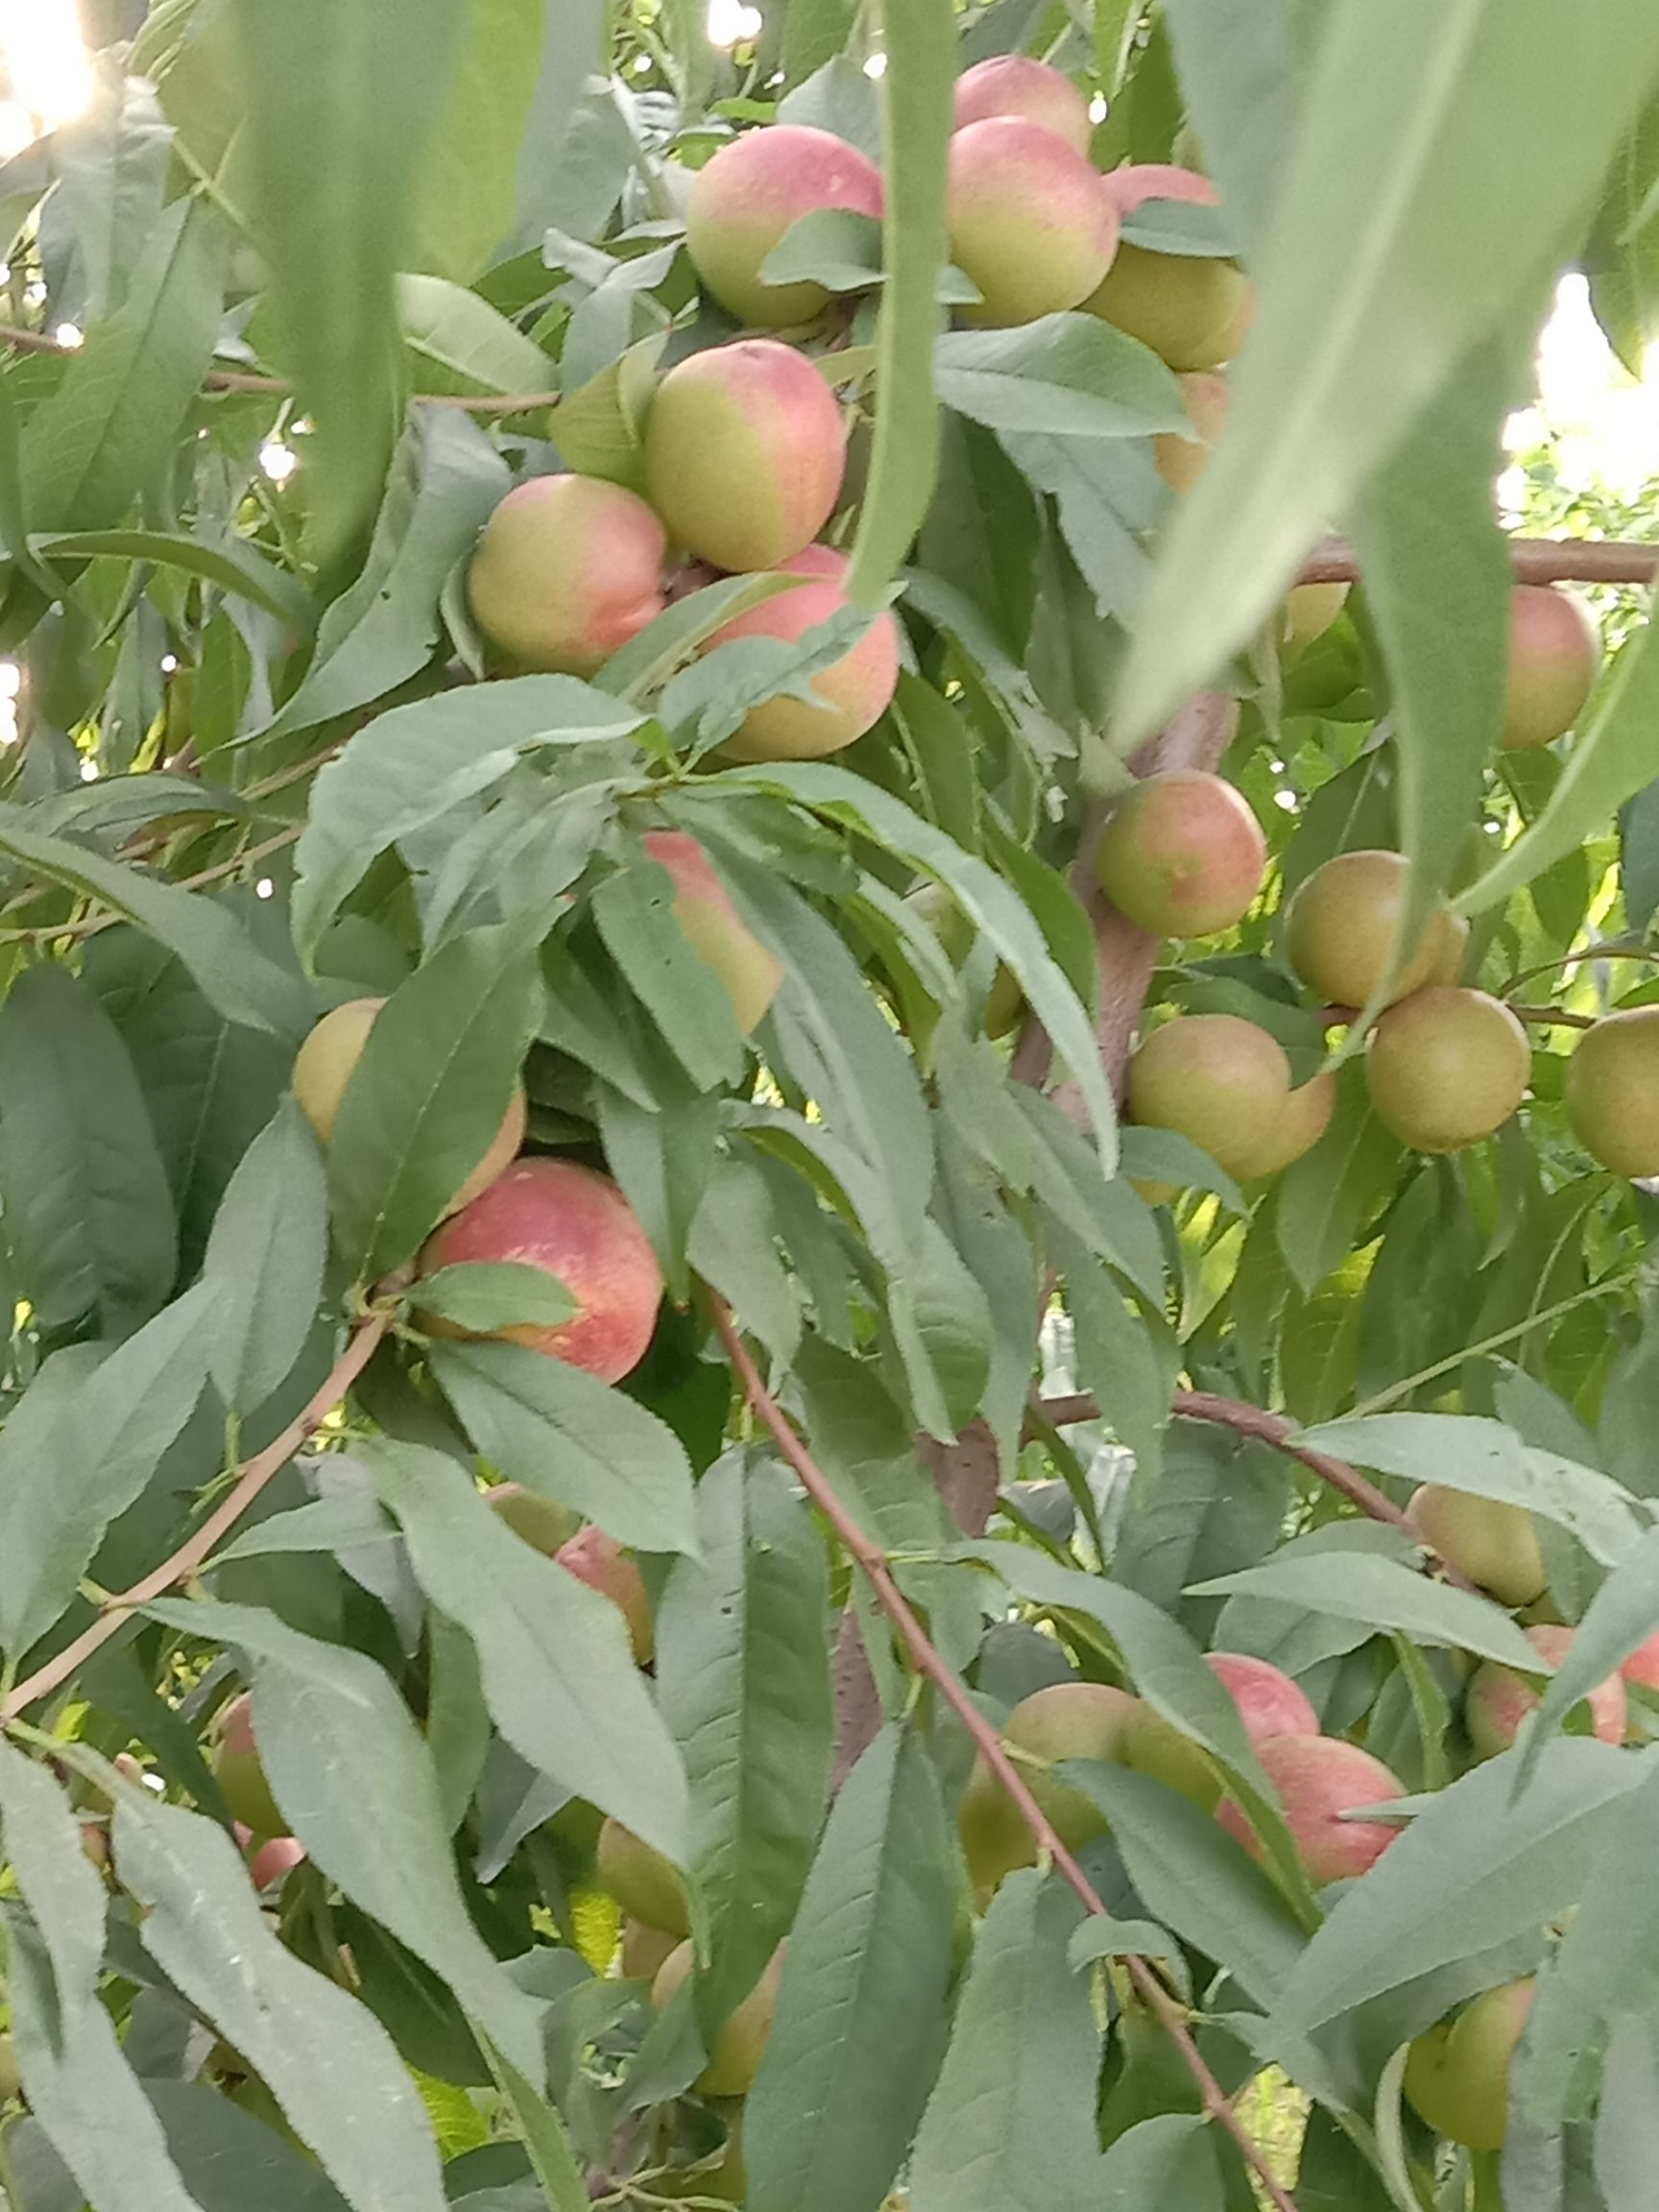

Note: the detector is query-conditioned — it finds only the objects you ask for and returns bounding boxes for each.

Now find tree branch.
[712,1302,1301,2212]
[0,1309,392,1725]
[1039,1387,1479,1595]
[1301,533,1657,587]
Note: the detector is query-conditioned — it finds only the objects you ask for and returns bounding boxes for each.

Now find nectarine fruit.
[1501,585,1600,750]
[1094,769,1266,937]
[1565,1007,1659,1178]
[1404,1485,1546,1608]
[685,125,883,327]
[1085,164,1252,372]
[468,476,667,676]
[705,544,900,760]
[952,56,1092,155]
[1465,1624,1624,1760]
[1365,988,1530,1153]
[641,830,783,1034]
[948,117,1118,326]
[1217,1735,1403,1885]
[1286,852,1469,1011]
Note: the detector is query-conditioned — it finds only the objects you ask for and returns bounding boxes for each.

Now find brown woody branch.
[1039,1387,1479,1596]
[1301,534,1657,588]
[0,1308,392,1725]
[712,1302,1301,2212]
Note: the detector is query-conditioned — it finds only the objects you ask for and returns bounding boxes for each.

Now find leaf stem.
[712,1299,1303,2212]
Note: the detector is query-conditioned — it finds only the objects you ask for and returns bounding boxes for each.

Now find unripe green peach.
[1281,582,1349,653]
[641,830,783,1034]
[706,544,900,760]
[643,340,846,573]
[1217,1735,1404,1886]
[1365,988,1530,1152]
[1466,1624,1625,1761]
[1286,852,1470,1011]
[1405,1980,1534,2152]
[597,1817,689,1936]
[1084,165,1253,373]
[1127,1015,1292,1184]
[295,998,526,1214]
[0,2034,18,2104]
[1155,372,1229,493]
[948,117,1118,327]
[1208,1653,1319,1747]
[952,56,1093,154]
[1094,770,1266,938]
[1116,1703,1223,1812]
[418,1159,663,1383]
[486,1482,582,1558]
[958,1681,1138,1894]
[685,125,884,327]
[468,476,667,675]
[906,881,1022,1038]
[1404,1485,1547,1607]
[652,1942,784,2097]
[556,1527,655,1666]
[213,1693,290,1841]
[1501,585,1601,750]
[1565,1007,1659,1177]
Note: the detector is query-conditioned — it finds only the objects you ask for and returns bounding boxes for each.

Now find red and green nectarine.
[418,1159,663,1383]
[643,340,846,574]
[1094,770,1266,938]
[641,830,783,1034]
[1217,1735,1404,1885]
[685,125,883,327]
[1501,585,1600,750]
[705,544,900,760]
[1085,165,1253,372]
[597,1816,689,1935]
[951,56,1093,154]
[468,476,667,676]
[1286,851,1469,1011]
[1565,1007,1659,1178]
[1465,1624,1624,1760]
[1405,1980,1534,2151]
[948,117,1118,326]
[213,1693,289,1841]
[1128,1015,1313,1184]
[486,1481,582,1557]
[958,1681,1138,1893]
[1207,1652,1319,1747]
[556,1527,655,1666]
[1155,372,1229,493]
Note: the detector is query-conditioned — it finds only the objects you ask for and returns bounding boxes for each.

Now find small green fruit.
[485,1482,582,1558]
[1565,1007,1659,1177]
[1404,1485,1546,1607]
[597,1817,689,1936]
[958,1681,1138,1894]
[1127,1015,1294,1184]
[652,1942,784,2097]
[213,1693,289,1841]
[1365,988,1530,1153]
[1286,851,1468,1011]
[1405,1980,1535,2151]
[1084,165,1252,371]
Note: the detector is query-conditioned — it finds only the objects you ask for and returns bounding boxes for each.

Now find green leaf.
[0,960,177,1337]
[686,1153,803,1369]
[745,1725,956,2212]
[1459,608,1659,915]
[1099,2119,1222,2210]
[363,1437,689,1862]
[1587,91,1659,375]
[1189,1550,1544,1669]
[720,764,1117,1166]
[590,860,747,1092]
[1275,1064,1403,1294]
[0,1283,214,1657]
[141,1594,546,2080]
[1113,0,1659,747]
[1353,339,1512,955]
[326,931,543,1281]
[934,316,1187,439]
[1294,1412,1646,1566]
[398,275,554,396]
[53,61,172,325]
[263,408,509,742]
[0,1743,204,2212]
[112,1786,447,2212]
[412,1262,579,1336]
[412,0,547,283]
[432,1338,697,1554]
[845,0,954,605]
[1060,1765,1307,2007]
[0,805,310,1036]
[293,675,644,958]
[657,1451,834,2029]
[908,1870,1103,2212]
[202,1098,328,1413]
[1161,0,1296,253]
[487,2046,589,2212]
[1053,1227,1171,1485]
[34,526,312,628]
[22,195,226,533]
[228,0,463,556]
[209,1495,397,1566]
[1271,1740,1651,2034]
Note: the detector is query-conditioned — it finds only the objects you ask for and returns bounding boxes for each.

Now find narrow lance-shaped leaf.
[202,1098,329,1414]
[657,1451,834,2030]
[745,1724,957,2212]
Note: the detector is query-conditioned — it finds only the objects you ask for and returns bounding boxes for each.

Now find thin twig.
[1507,1003,1597,1030]
[0,322,557,414]
[1301,533,1658,588]
[0,826,305,944]
[711,1302,1301,2212]
[1,1309,391,1724]
[1039,1387,1480,1597]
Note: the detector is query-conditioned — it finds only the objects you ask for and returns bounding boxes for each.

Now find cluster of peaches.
[960,1479,1652,2153]
[1099,578,1659,1184]
[461,55,1257,758]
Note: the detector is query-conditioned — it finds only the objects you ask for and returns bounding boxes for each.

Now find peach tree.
[0,3,1657,2210]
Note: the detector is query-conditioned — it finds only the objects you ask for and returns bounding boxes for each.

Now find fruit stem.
[712,1299,1303,2212]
